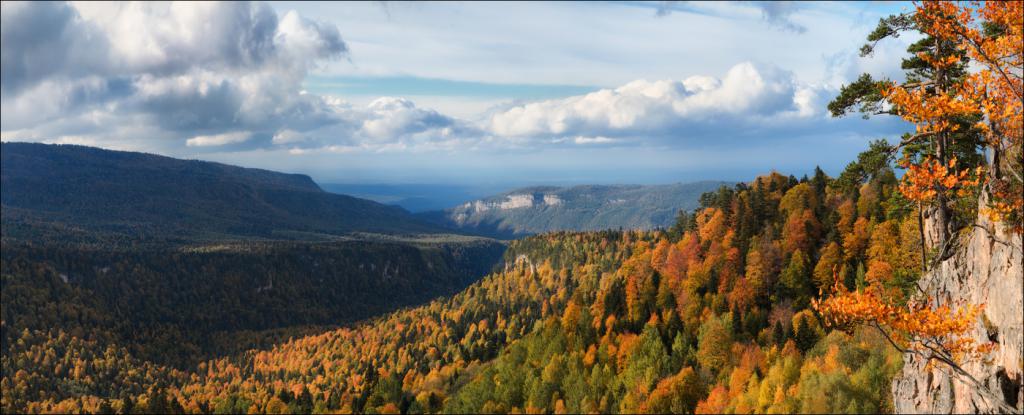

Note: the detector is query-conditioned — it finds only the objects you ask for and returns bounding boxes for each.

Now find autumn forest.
[1,1,1022,414]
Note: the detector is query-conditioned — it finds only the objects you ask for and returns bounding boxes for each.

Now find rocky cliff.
[418,181,727,239]
[892,196,1023,413]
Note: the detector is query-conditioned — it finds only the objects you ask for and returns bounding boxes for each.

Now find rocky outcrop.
[892,200,1023,413]
[420,182,727,239]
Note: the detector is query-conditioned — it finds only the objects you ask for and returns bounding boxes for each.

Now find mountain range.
[417,182,728,238]
[1,142,507,366]
[2,143,1019,414]
[1,143,444,245]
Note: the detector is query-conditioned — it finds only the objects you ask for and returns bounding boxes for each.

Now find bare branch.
[971,223,1023,253]
[897,131,938,150]
[873,323,1019,413]
[901,80,935,89]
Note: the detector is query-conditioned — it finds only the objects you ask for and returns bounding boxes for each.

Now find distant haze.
[321,183,516,213]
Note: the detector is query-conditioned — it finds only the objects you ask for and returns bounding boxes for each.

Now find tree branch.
[872,323,1019,413]
[1002,159,1023,184]
[900,80,935,89]
[958,30,1024,101]
[896,131,937,150]
[971,223,1023,253]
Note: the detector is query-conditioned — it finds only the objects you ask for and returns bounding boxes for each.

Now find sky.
[0,1,920,185]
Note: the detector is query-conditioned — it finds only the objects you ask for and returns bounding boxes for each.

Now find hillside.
[1,236,505,368]
[2,169,912,413]
[418,181,728,238]
[0,142,507,368]
[1,143,445,245]
[3,1,1021,414]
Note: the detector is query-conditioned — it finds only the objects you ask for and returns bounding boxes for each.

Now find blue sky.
[1,1,919,185]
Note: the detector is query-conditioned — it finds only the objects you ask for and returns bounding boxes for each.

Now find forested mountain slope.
[1,142,507,375]
[2,168,913,413]
[1,237,505,368]
[4,2,1020,412]
[1,143,445,245]
[418,181,727,239]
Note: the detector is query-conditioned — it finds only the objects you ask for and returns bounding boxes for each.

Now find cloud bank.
[487,62,821,143]
[2,1,909,181]
[1,2,345,150]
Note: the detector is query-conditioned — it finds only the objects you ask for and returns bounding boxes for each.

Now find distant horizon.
[3,139,835,191]
[2,1,917,185]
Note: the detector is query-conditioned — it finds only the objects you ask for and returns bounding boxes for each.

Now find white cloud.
[260,96,475,154]
[186,131,252,147]
[486,62,828,142]
[1,1,916,183]
[288,144,359,155]
[360,97,456,140]
[1,1,347,152]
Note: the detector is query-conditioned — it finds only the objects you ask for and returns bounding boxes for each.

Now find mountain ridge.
[1,142,448,245]
[418,181,729,238]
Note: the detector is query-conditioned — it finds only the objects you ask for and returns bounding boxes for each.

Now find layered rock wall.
[892,203,1023,413]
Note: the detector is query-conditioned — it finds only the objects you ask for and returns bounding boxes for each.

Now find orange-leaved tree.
[817,1,1021,412]
[886,0,1022,238]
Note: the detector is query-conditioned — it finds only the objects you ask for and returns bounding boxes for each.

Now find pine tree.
[731,306,743,338]
[794,316,818,353]
[779,250,811,307]
[772,320,787,346]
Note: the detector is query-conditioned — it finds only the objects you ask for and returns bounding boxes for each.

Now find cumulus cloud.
[0,2,108,97]
[0,1,478,156]
[485,62,833,145]
[2,1,907,166]
[361,97,457,140]
[261,95,479,155]
[1,1,349,152]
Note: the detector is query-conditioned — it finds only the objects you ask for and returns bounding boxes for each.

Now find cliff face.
[418,182,727,239]
[892,200,1024,413]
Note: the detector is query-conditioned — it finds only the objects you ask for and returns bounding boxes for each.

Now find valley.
[2,1,1021,414]
[2,152,911,413]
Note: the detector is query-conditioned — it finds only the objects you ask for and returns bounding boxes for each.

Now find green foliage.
[794,315,820,354]
[779,250,812,307]
[859,13,914,57]
[827,74,890,118]
[3,159,914,414]
[834,140,896,194]
[697,314,734,376]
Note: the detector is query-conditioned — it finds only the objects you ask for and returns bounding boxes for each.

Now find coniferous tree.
[794,316,819,353]
[772,320,787,346]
